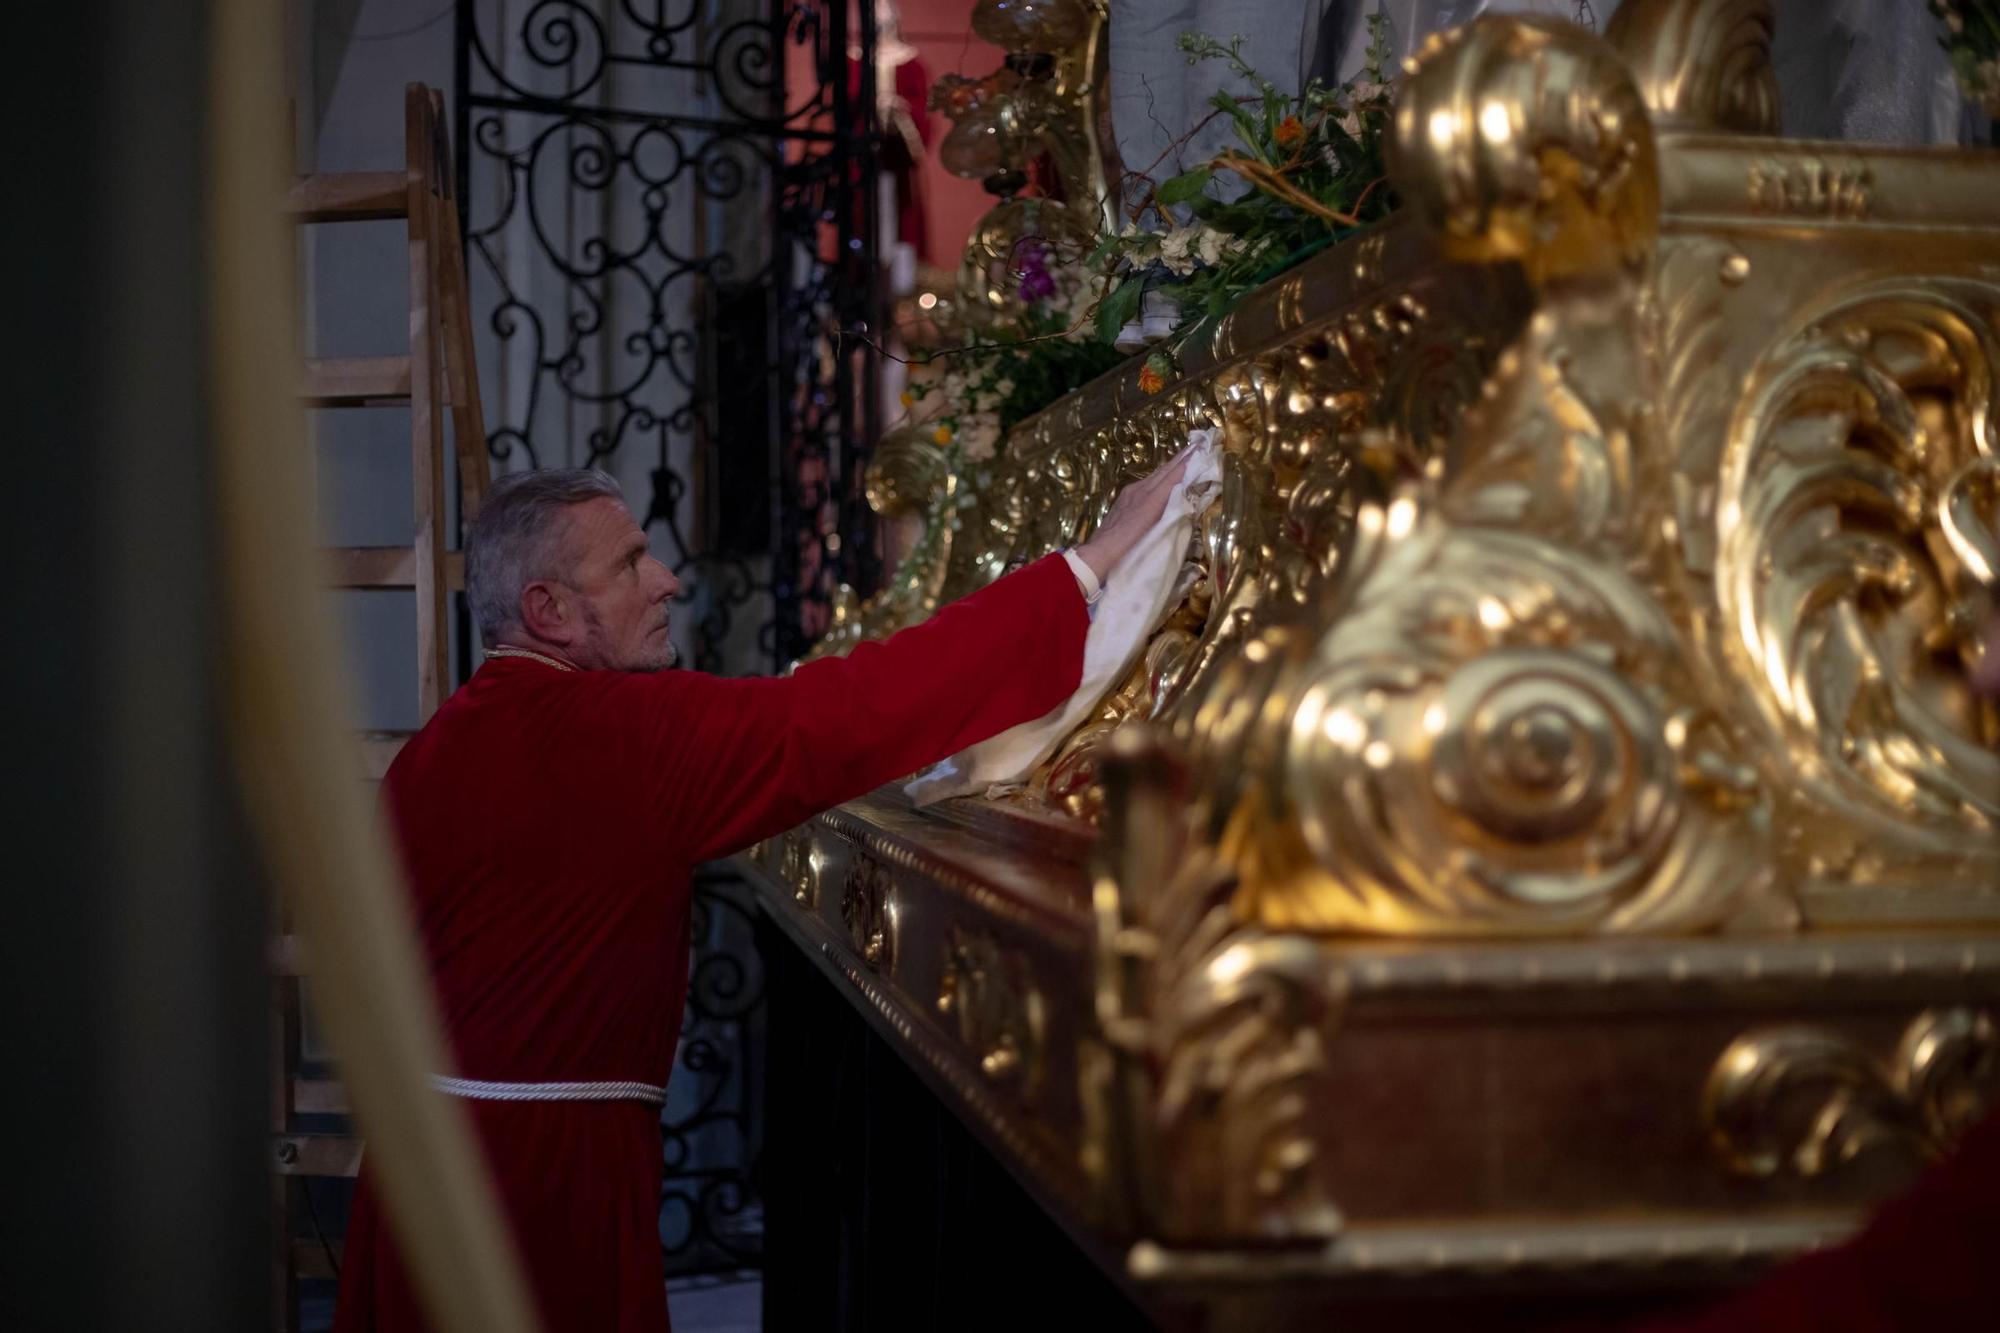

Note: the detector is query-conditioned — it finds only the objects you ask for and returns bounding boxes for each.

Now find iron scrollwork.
[457,0,882,670]
[660,871,770,1270]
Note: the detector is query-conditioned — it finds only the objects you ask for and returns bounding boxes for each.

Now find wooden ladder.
[272,83,491,1329]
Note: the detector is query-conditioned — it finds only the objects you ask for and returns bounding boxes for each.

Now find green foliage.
[986,337,1125,433]
[893,14,1402,481]
[1094,277,1144,346]
[1157,166,1214,206]
[1929,2,2000,110]
[1089,28,1400,366]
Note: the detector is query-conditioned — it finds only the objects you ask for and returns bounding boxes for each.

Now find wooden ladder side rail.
[426,87,492,526]
[272,933,301,1327]
[405,83,451,723]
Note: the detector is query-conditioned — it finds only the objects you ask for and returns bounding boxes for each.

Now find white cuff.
[1061,548,1104,605]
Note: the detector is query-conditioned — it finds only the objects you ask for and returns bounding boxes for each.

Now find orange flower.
[1137,364,1165,394]
[932,424,953,444]
[1275,114,1306,149]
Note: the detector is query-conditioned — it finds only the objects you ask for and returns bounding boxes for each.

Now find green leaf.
[1094,278,1143,344]
[1157,166,1213,206]
[1208,88,1261,148]
[1199,199,1265,231]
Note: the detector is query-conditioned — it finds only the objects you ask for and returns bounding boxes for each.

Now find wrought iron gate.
[456,0,882,1275]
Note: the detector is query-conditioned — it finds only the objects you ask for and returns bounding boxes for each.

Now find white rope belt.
[428,1075,667,1107]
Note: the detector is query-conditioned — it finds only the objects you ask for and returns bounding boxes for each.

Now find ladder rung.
[274,1133,362,1178]
[324,548,463,590]
[326,545,413,587]
[291,1238,343,1282]
[293,1077,349,1117]
[303,355,412,406]
[358,731,412,781]
[286,170,408,222]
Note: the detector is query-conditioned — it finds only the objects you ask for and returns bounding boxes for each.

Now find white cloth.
[906,430,1222,806]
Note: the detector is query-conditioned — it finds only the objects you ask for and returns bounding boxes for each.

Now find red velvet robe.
[334,554,1089,1332]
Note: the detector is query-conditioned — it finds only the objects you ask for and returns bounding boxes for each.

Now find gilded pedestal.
[745,3,2000,1324]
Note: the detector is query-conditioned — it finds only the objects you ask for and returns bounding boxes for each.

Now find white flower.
[1064,270,1110,327]
[1158,225,1200,277]
[906,380,948,419]
[1195,226,1227,268]
[992,376,1015,397]
[1065,282,1098,325]
[960,414,1001,461]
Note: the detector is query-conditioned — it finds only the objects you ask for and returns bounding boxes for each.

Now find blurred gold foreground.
[207,0,534,1328]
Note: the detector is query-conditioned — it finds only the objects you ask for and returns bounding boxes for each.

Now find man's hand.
[1073,446,1196,584]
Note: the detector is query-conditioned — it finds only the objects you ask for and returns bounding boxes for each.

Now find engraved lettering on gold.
[1744,158,1873,219]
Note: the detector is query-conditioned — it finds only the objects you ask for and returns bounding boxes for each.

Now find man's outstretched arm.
[633,450,1194,859]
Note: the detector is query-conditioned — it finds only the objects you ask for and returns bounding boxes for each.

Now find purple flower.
[1015,240,1057,304]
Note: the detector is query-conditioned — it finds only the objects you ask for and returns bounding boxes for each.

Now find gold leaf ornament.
[1390,14,1659,286]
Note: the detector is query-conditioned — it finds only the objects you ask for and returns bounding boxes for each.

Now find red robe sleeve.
[624,552,1088,860]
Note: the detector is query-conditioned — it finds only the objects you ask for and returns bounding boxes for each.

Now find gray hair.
[465,468,625,645]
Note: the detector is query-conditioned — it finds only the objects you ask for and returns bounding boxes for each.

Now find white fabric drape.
[906,430,1223,804]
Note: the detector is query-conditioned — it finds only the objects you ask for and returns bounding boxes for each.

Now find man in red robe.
[334,456,1187,1332]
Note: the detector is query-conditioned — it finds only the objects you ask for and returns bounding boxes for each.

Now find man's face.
[555,497,683,672]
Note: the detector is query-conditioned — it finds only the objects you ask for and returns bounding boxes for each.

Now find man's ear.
[518,580,572,645]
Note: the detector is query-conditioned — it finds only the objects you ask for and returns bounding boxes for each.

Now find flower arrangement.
[1930,1,2000,116]
[887,15,1399,493]
[894,233,1122,467]
[1086,17,1399,386]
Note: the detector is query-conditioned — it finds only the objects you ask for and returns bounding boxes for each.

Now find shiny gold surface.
[937,925,1047,1091]
[1704,1008,1999,1179]
[826,0,1999,939]
[946,0,1118,333]
[1603,0,1777,134]
[839,853,897,972]
[753,0,2000,1319]
[1088,728,1342,1245]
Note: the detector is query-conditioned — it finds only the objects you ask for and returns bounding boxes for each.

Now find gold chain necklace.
[485,645,578,673]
